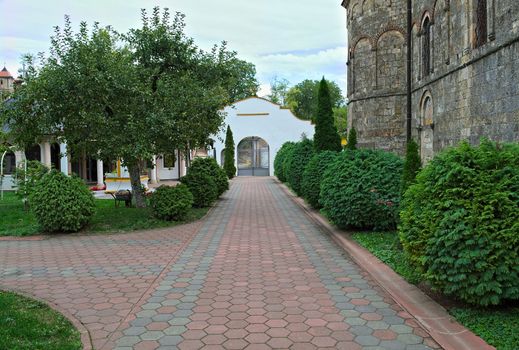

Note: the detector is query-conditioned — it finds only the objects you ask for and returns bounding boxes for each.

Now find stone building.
[342,0,519,161]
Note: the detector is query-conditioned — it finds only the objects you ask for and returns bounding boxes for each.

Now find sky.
[0,0,347,97]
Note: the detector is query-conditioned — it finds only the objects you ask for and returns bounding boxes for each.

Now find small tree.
[346,127,357,150]
[223,126,236,179]
[313,79,342,153]
[401,139,421,193]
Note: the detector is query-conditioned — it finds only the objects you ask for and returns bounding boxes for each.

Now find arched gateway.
[237,137,269,176]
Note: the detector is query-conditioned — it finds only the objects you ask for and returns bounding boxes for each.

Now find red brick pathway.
[1,177,441,349]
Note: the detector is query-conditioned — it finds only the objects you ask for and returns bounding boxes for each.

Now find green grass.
[351,231,519,350]
[0,191,209,236]
[351,231,422,284]
[0,291,82,350]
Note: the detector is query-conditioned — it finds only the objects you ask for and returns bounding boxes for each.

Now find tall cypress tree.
[401,139,421,193]
[223,125,236,179]
[314,78,342,152]
[346,127,357,150]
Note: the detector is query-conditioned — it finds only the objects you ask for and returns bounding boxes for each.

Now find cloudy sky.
[0,0,347,97]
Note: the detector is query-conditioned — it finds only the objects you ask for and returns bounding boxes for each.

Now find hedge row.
[275,138,519,307]
[181,157,228,208]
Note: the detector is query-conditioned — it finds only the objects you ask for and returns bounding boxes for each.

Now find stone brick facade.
[343,0,519,160]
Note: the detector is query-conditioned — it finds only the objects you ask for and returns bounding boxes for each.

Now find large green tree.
[313,79,342,152]
[267,77,290,105]
[3,8,259,207]
[286,79,345,122]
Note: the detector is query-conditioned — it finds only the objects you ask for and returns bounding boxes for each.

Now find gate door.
[237,137,270,176]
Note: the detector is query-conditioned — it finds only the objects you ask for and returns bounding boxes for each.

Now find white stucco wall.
[213,97,314,176]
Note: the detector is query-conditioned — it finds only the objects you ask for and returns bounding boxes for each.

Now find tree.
[223,125,236,178]
[313,79,342,152]
[286,79,345,122]
[267,77,290,105]
[3,8,258,207]
[333,106,348,138]
[401,139,421,192]
[346,127,357,150]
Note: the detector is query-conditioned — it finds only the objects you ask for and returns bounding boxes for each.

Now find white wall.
[213,97,314,176]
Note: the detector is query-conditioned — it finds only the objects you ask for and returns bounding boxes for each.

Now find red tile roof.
[0,67,13,78]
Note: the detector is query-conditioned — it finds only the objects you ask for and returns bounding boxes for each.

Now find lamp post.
[406,0,413,143]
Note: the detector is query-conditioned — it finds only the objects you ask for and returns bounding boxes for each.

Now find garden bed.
[352,231,519,350]
[0,291,82,350]
[0,192,208,236]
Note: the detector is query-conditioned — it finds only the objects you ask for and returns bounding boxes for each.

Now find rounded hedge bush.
[284,138,314,195]
[320,149,404,231]
[274,142,295,183]
[29,170,95,233]
[188,157,228,197]
[181,172,218,208]
[150,184,193,221]
[301,151,339,209]
[399,140,519,306]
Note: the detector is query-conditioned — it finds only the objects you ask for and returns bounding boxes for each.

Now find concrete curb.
[0,287,93,350]
[276,180,495,350]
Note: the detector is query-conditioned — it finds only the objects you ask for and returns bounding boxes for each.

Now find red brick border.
[0,287,93,350]
[276,180,495,350]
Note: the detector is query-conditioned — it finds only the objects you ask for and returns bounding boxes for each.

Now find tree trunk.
[128,163,146,208]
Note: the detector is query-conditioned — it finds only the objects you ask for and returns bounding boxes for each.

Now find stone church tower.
[343,0,519,161]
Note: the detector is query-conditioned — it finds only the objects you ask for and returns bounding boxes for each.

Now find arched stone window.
[420,93,434,163]
[475,0,488,47]
[422,16,432,77]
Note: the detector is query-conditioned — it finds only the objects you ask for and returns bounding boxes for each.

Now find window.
[422,17,432,77]
[163,153,176,169]
[475,0,488,47]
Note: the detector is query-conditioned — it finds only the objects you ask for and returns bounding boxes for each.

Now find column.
[96,159,104,186]
[59,143,68,176]
[150,156,158,184]
[43,142,51,168]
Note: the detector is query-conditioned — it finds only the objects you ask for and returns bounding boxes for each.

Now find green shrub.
[15,160,50,201]
[188,157,228,197]
[181,172,218,208]
[224,126,237,179]
[399,140,519,306]
[313,78,342,152]
[320,149,404,231]
[346,127,357,150]
[284,138,314,195]
[29,170,95,233]
[301,151,339,208]
[150,184,193,221]
[274,142,295,182]
[402,139,421,193]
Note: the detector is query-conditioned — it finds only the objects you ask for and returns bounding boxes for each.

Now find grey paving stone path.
[109,177,441,350]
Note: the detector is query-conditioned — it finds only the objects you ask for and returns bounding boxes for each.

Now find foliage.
[150,184,193,221]
[333,106,348,138]
[181,172,218,208]
[402,139,421,193]
[0,291,81,350]
[399,140,519,306]
[346,127,357,150]
[267,76,290,105]
[14,160,49,201]
[3,8,258,208]
[313,78,342,152]
[188,157,228,197]
[223,126,236,179]
[29,170,95,233]
[284,138,314,195]
[351,232,423,284]
[301,151,339,209]
[286,79,345,122]
[274,142,295,183]
[450,307,519,350]
[321,149,404,231]
[0,191,208,237]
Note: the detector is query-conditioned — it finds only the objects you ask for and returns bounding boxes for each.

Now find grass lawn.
[0,191,208,236]
[352,231,519,350]
[0,291,81,350]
